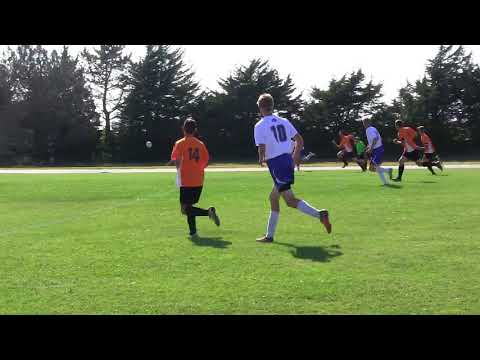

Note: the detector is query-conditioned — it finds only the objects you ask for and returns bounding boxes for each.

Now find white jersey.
[366,126,383,150]
[254,114,298,161]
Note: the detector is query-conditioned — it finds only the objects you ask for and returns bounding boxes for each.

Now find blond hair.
[257,93,274,112]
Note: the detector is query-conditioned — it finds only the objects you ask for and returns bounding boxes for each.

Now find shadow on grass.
[419,180,437,184]
[275,242,343,263]
[189,236,232,249]
[383,183,402,189]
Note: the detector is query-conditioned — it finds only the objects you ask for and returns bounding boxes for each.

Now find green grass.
[1,168,480,314]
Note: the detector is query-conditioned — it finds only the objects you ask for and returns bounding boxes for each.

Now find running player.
[291,140,316,171]
[170,118,220,238]
[332,130,356,168]
[254,93,331,243]
[354,136,368,171]
[332,130,365,170]
[417,126,443,173]
[362,118,393,185]
[392,120,425,182]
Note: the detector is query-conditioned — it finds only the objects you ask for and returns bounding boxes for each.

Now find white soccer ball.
[146,141,152,148]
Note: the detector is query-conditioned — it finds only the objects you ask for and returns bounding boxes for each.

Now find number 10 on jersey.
[271,124,287,142]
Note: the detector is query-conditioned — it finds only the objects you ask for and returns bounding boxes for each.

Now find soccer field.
[1,169,480,314]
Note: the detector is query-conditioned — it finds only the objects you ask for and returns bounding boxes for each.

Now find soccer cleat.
[208,207,220,226]
[189,233,199,239]
[387,168,393,180]
[436,162,443,171]
[392,177,402,182]
[319,210,332,234]
[256,236,274,243]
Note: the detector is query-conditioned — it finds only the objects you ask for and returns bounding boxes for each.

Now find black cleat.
[392,177,402,182]
[208,207,220,226]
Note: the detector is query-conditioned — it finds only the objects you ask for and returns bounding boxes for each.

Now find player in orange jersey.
[332,130,366,170]
[392,120,425,182]
[417,126,443,173]
[170,118,220,238]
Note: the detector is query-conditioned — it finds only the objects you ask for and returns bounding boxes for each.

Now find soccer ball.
[146,141,152,148]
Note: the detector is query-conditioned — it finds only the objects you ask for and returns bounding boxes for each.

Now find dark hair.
[395,119,403,127]
[183,118,197,135]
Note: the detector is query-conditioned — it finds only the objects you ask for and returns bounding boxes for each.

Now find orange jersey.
[171,136,209,187]
[339,134,354,152]
[421,133,435,153]
[397,127,418,152]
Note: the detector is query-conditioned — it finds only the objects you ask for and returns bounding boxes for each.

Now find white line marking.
[0,164,479,174]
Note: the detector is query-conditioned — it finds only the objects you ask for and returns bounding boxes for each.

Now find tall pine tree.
[205,59,303,158]
[82,45,130,160]
[117,45,199,161]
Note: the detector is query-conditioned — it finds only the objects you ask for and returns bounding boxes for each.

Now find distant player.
[362,118,393,185]
[354,136,368,171]
[392,120,425,182]
[254,93,331,243]
[170,118,220,238]
[332,130,365,170]
[417,126,443,173]
[291,140,315,171]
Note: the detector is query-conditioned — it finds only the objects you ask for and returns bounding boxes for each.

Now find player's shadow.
[189,236,232,249]
[419,180,437,184]
[383,184,402,189]
[275,242,342,263]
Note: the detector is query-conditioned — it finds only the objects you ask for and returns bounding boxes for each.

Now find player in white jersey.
[291,140,315,171]
[254,93,331,243]
[363,118,393,185]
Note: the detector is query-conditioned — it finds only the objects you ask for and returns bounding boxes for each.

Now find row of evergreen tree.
[1,45,479,164]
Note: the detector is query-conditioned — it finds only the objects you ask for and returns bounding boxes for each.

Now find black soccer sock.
[427,164,435,175]
[187,215,197,235]
[398,164,405,179]
[434,162,442,169]
[190,207,209,217]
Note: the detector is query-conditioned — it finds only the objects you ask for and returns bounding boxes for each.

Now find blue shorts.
[370,146,384,166]
[267,153,295,192]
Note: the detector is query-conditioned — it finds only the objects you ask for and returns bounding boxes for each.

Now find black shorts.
[424,153,438,161]
[180,187,203,205]
[343,151,354,161]
[403,149,421,162]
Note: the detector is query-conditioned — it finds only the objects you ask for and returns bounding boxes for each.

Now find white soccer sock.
[297,200,320,219]
[376,168,387,184]
[266,211,279,238]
